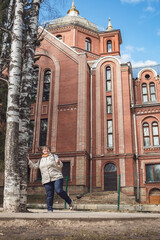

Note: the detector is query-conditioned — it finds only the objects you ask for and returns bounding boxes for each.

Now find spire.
[106,18,113,31]
[67,0,79,16]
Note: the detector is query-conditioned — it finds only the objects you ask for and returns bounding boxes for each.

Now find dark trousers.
[44,178,71,211]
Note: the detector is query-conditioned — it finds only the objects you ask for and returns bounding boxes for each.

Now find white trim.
[138,68,157,79]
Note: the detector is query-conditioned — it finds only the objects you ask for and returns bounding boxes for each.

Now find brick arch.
[93,56,124,156]
[138,68,157,79]
[35,50,60,152]
[141,116,159,124]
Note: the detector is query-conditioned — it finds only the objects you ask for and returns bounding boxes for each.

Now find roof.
[132,64,160,79]
[47,15,100,32]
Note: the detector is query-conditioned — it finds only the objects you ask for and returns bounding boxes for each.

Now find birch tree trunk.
[18,0,42,212]
[3,0,24,212]
[0,0,15,76]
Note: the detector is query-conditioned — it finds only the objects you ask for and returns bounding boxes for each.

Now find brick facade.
[27,3,160,203]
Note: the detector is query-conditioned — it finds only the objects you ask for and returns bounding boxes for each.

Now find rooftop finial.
[106,18,113,31]
[67,0,79,16]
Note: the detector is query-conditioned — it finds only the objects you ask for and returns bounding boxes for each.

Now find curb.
[27,203,160,212]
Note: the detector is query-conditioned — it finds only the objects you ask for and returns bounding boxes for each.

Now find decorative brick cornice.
[144,147,160,152]
[135,106,160,115]
[58,103,77,111]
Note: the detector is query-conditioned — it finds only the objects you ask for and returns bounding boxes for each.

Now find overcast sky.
[40,0,160,68]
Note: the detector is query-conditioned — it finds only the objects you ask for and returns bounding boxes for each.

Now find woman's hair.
[41,145,51,152]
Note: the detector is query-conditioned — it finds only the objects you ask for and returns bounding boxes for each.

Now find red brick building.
[28,0,160,204]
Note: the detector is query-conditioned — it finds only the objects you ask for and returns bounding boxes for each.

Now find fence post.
[117,174,121,211]
[64,177,68,209]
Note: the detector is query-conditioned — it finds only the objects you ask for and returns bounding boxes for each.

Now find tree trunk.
[0,0,15,76]
[18,0,42,212]
[3,0,24,212]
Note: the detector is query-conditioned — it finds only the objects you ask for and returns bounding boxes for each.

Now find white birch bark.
[0,0,15,76]
[18,0,42,211]
[3,0,24,212]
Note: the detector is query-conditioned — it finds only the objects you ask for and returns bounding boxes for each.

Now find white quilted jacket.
[28,153,63,184]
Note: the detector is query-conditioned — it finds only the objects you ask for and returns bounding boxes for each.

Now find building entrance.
[104,163,117,191]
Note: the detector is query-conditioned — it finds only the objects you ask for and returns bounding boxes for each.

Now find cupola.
[106,18,113,31]
[67,0,79,16]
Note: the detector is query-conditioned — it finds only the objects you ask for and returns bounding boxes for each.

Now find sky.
[39,0,160,68]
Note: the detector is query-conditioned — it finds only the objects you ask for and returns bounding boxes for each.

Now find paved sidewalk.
[0,208,160,220]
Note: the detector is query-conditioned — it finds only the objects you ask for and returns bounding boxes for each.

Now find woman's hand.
[54,154,60,165]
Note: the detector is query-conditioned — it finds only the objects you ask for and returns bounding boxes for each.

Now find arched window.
[106,96,112,113]
[31,67,39,103]
[42,69,51,101]
[142,83,148,103]
[39,118,48,146]
[106,67,111,92]
[107,120,113,148]
[28,120,34,148]
[85,38,91,51]
[143,122,150,147]
[56,35,62,41]
[152,122,159,146]
[149,82,156,102]
[107,40,112,52]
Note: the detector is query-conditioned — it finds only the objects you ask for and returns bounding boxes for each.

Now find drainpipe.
[90,67,93,193]
[73,23,75,47]
[129,67,140,201]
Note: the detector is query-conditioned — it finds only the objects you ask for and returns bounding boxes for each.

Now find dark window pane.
[28,120,34,147]
[155,165,160,182]
[146,165,154,183]
[146,164,160,183]
[37,169,42,181]
[42,70,51,102]
[39,119,48,146]
[107,40,112,52]
[85,38,91,51]
[104,163,117,172]
[31,67,39,103]
[62,162,70,180]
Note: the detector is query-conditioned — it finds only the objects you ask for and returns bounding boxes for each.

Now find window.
[107,40,112,52]
[106,67,111,92]
[37,169,42,182]
[146,164,160,183]
[28,120,34,148]
[149,82,156,102]
[42,70,51,101]
[56,35,62,41]
[85,38,91,52]
[39,119,48,146]
[31,67,39,103]
[107,120,113,148]
[62,162,70,181]
[142,83,148,103]
[145,74,150,80]
[152,122,159,146]
[27,166,30,182]
[143,122,150,147]
[106,96,112,114]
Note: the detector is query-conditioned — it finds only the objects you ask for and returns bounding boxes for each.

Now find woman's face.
[42,147,50,155]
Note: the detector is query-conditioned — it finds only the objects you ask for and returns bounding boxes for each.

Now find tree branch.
[0,27,11,35]
[0,77,8,84]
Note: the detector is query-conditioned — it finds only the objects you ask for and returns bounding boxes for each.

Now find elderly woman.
[27,145,74,212]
